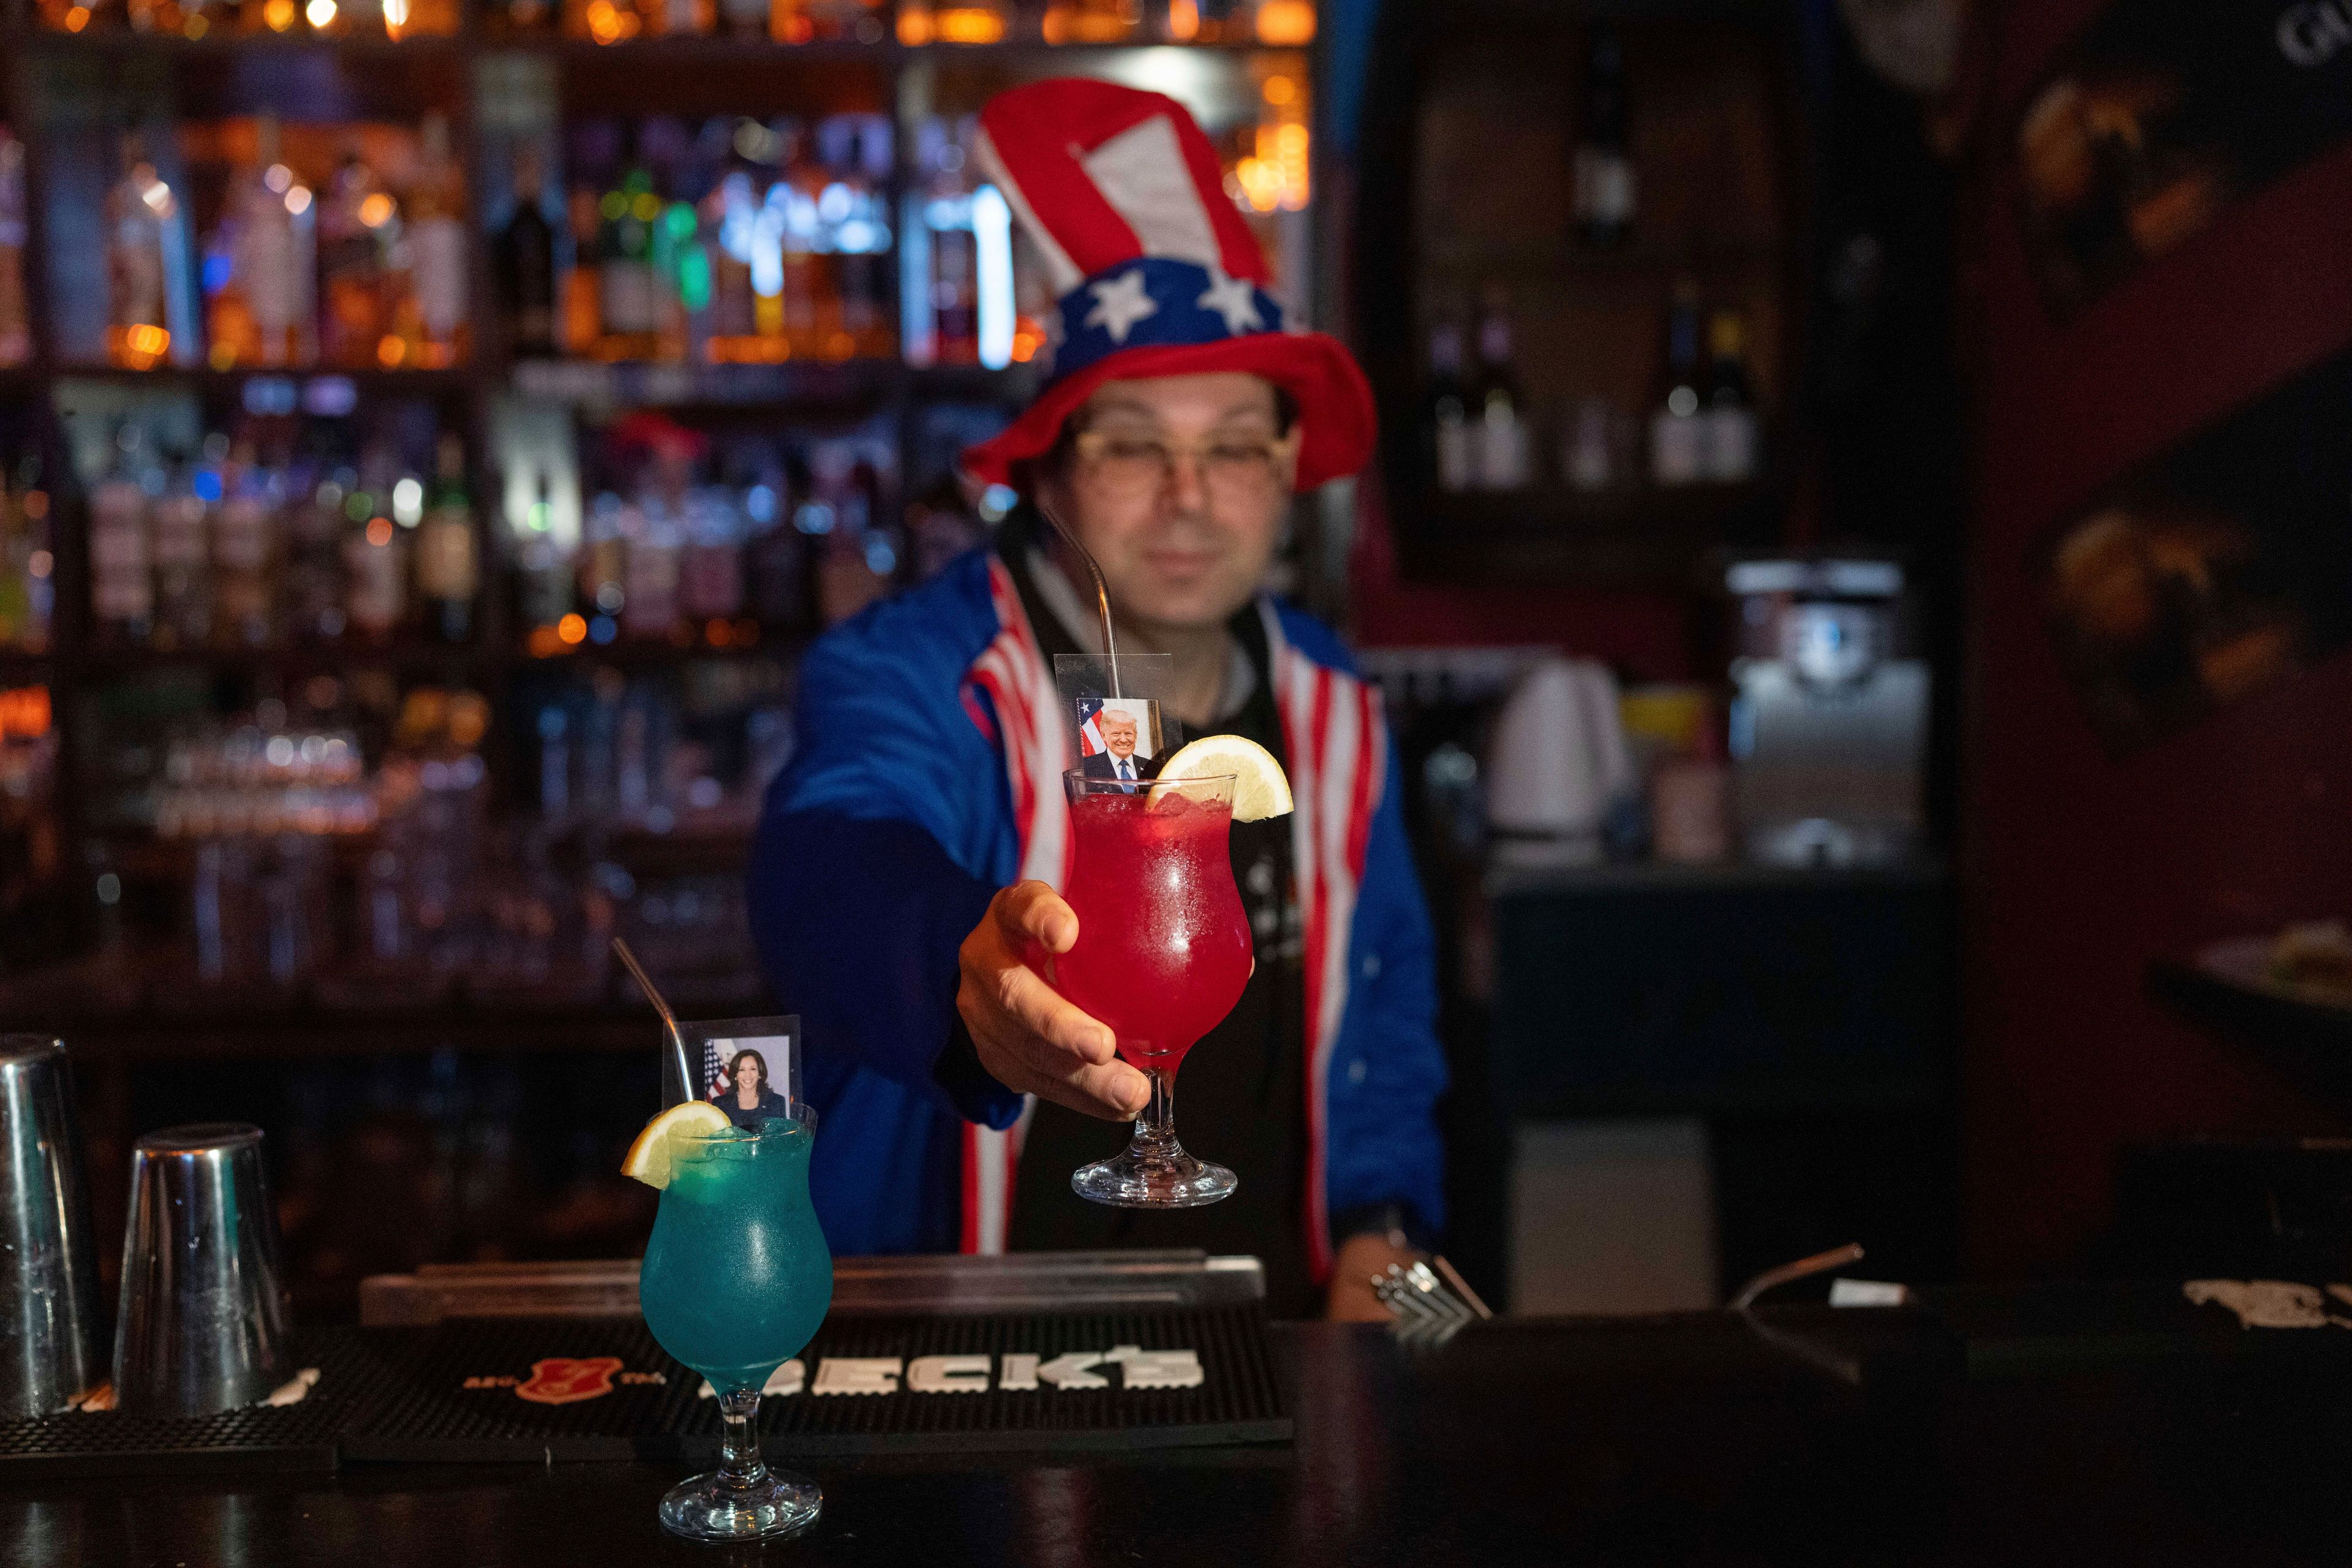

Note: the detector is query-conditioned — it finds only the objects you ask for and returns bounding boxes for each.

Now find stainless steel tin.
[0,1036,104,1417]
[112,1122,292,1417]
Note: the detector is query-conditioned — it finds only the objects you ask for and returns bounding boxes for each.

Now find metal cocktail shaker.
[113,1122,293,1417]
[0,1037,104,1417]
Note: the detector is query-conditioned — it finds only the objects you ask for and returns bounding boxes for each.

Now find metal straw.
[1036,496,1122,699]
[614,937,696,1109]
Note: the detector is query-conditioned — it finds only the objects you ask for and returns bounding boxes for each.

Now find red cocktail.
[1052,771,1248,1207]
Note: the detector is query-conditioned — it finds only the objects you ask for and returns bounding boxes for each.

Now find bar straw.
[1036,496,1122,699]
[614,937,698,1109]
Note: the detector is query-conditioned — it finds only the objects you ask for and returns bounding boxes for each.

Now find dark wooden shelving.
[48,364,475,399]
[1400,481,1775,585]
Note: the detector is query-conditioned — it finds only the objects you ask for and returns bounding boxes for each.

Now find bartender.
[747,79,1445,1319]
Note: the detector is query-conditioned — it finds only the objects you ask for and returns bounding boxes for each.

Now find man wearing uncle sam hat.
[748,78,1442,1320]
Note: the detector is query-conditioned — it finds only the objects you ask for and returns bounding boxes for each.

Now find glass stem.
[1134,1068,1176,1152]
[718,1389,766,1491]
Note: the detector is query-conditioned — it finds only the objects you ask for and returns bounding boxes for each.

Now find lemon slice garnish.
[620,1100,733,1189]
[1153,735,1295,823]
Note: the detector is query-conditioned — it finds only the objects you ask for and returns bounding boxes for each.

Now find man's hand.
[1325,1231,1422,1323]
[958,881,1150,1120]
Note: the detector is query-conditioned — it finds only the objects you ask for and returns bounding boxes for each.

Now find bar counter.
[10,1280,2352,1566]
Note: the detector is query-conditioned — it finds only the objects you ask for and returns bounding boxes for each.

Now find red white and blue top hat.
[960,78,1376,493]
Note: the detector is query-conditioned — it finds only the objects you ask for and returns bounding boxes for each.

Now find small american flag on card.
[1075,697,1108,756]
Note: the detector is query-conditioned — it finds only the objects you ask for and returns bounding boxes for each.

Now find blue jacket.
[744,548,1446,1275]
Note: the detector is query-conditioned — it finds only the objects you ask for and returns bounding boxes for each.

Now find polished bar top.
[9,1304,2351,1566]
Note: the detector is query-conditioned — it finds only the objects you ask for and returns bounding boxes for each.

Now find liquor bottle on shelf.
[344,456,408,641]
[679,488,745,627]
[407,113,470,370]
[597,130,663,362]
[497,145,560,358]
[1572,24,1636,251]
[1702,309,1758,484]
[909,116,978,368]
[1469,288,1529,491]
[564,172,603,357]
[621,494,682,641]
[514,470,574,634]
[774,120,827,358]
[0,456,53,652]
[0,130,28,368]
[213,445,278,648]
[319,141,398,371]
[1425,315,1473,495]
[417,434,477,643]
[578,492,627,630]
[744,466,807,631]
[105,134,180,371]
[822,116,894,361]
[701,145,763,359]
[717,0,766,39]
[90,428,156,644]
[647,130,704,366]
[1648,283,1705,487]
[149,453,214,650]
[285,471,349,641]
[205,115,316,371]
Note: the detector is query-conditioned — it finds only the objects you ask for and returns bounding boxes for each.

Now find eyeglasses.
[1071,429,1289,500]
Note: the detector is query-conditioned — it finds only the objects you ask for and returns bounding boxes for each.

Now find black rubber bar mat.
[0,1329,387,1479]
[344,1306,1291,1462]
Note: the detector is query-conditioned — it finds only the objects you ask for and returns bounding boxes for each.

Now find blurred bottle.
[598,128,662,361]
[496,144,559,357]
[622,495,682,641]
[1425,315,1472,494]
[106,134,178,370]
[774,120,827,357]
[91,426,157,643]
[285,472,349,641]
[578,492,627,631]
[820,116,892,360]
[1572,25,1635,250]
[205,115,317,370]
[679,487,745,625]
[1471,288,1528,491]
[0,130,29,367]
[148,453,213,649]
[1701,308,1758,483]
[416,434,477,643]
[213,445,277,647]
[343,461,407,640]
[406,112,470,369]
[514,470,574,632]
[744,466,806,631]
[319,141,397,369]
[1648,283,1705,487]
[564,172,603,355]
[701,136,763,359]
[0,456,54,651]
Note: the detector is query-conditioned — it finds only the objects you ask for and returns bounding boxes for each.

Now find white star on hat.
[1084,268,1159,344]
[1196,266,1263,336]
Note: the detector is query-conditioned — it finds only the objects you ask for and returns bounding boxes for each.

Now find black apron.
[997,522,1315,1317]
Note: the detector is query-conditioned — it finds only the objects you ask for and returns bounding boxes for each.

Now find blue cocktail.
[639,1111,831,1542]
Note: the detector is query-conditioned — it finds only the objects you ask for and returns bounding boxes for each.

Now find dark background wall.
[1960,0,2352,1273]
